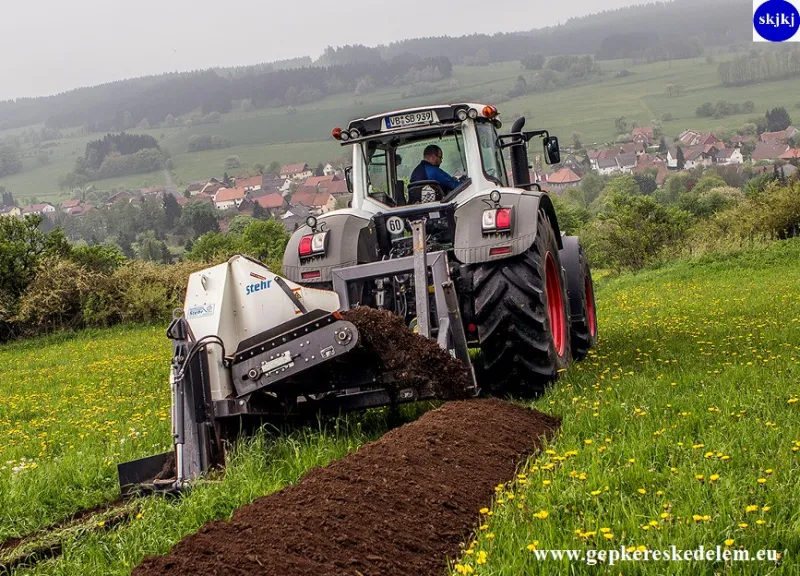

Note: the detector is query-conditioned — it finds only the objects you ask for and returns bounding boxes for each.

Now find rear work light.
[482,207,513,233]
[298,230,328,258]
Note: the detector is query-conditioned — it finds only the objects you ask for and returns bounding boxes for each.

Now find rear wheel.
[472,209,571,397]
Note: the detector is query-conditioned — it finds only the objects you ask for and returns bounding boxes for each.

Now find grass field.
[449,241,800,575]
[2,238,799,574]
[3,54,800,202]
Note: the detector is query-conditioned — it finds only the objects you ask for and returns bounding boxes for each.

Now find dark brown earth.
[342,307,474,401]
[133,398,561,576]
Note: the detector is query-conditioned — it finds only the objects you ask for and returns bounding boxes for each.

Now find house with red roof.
[235,175,263,192]
[66,203,96,216]
[631,126,654,146]
[545,168,582,192]
[61,198,83,212]
[319,179,349,196]
[291,189,336,214]
[779,148,800,161]
[280,163,313,181]
[751,142,790,163]
[760,126,797,144]
[213,187,248,210]
[254,192,287,211]
[22,203,57,216]
[304,174,338,188]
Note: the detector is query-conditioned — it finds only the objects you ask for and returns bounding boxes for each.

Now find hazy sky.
[2,0,650,101]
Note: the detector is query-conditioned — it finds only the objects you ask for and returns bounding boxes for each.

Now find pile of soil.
[342,307,474,401]
[133,398,560,576]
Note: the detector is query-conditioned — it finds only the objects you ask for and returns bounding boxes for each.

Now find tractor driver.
[409,144,461,198]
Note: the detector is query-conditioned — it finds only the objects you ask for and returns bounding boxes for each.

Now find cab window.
[477,122,509,187]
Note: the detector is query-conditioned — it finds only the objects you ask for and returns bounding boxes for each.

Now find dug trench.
[134,397,561,576]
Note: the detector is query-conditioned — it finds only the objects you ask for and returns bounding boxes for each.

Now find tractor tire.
[472,209,571,397]
[560,236,598,361]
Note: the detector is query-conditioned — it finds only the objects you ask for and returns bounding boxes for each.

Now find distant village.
[0,162,349,234]
[2,124,799,232]
[535,124,799,193]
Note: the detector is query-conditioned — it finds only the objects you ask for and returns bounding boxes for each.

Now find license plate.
[384,110,438,129]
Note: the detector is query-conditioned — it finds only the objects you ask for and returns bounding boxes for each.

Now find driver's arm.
[426,165,462,192]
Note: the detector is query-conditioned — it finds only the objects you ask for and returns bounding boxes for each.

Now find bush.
[583,193,691,272]
[14,258,99,335]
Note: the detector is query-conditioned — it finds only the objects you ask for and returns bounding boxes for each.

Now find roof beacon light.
[482,105,498,119]
[331,127,343,140]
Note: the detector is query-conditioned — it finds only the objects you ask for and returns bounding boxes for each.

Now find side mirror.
[344,166,353,194]
[543,136,560,165]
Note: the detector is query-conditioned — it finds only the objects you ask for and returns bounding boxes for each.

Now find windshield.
[363,129,467,206]
[476,122,509,187]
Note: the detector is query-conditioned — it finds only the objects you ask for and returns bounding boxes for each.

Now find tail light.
[298,231,328,258]
[482,207,513,233]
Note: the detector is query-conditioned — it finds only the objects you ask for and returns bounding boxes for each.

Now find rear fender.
[453,189,562,264]
[282,213,379,284]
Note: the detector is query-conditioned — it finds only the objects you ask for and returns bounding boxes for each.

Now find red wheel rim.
[585,277,596,337]
[545,252,566,356]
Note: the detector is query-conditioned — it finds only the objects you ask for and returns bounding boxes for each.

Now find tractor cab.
[333,103,558,214]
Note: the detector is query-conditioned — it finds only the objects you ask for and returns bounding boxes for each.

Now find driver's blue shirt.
[410,160,461,192]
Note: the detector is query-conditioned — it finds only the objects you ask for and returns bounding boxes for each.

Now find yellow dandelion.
[479,508,489,514]
[710,474,720,482]
[738,523,748,528]
[765,469,773,474]
[756,520,766,525]
[600,527,611,533]
[584,439,592,445]
[762,506,771,512]
[638,488,647,495]
[725,539,734,547]
[695,474,705,481]
[757,478,767,484]
[526,541,540,551]
[745,505,758,513]
[533,510,549,520]
[590,490,602,496]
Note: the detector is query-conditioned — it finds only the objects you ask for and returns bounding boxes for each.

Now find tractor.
[117,103,598,496]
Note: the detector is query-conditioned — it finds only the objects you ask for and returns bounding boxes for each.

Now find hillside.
[2,51,800,204]
[1,238,798,574]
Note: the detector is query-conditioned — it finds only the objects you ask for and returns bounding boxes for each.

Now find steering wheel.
[407,179,445,204]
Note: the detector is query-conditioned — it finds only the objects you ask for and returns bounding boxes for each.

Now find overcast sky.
[2,0,651,101]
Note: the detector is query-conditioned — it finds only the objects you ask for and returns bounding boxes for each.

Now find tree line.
[0,56,452,134]
[717,48,800,86]
[382,0,748,64]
